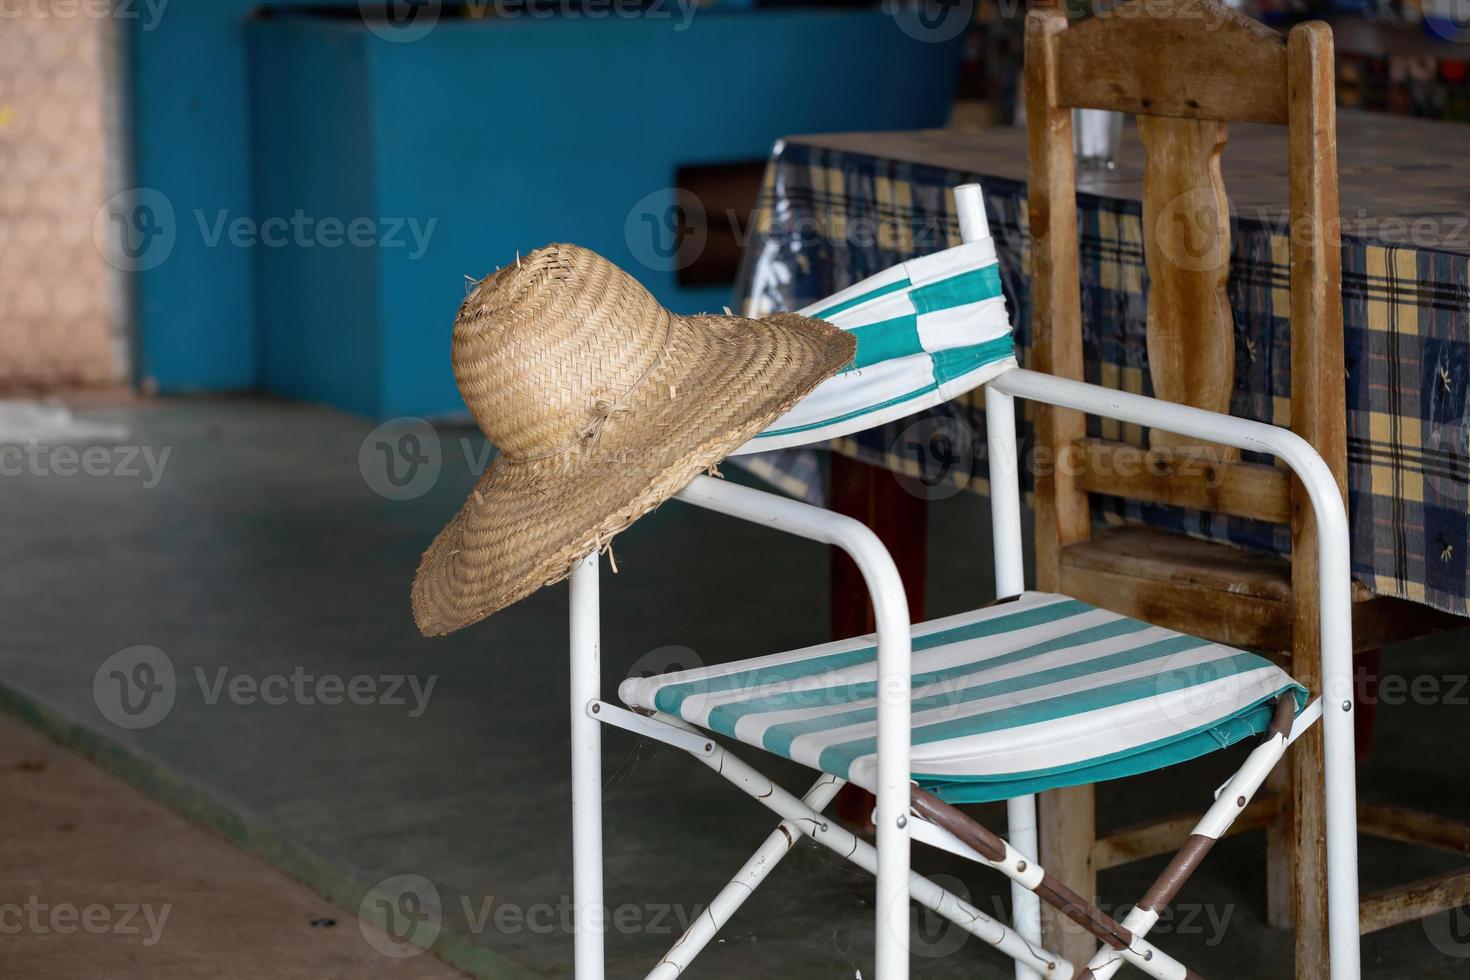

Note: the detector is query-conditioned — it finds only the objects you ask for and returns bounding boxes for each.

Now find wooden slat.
[1054,0,1289,124]
[1359,803,1470,857]
[1266,763,1295,929]
[1063,524,1293,601]
[1060,529,1442,652]
[1026,6,1092,591]
[1092,798,1281,871]
[1072,438,1291,523]
[1061,559,1290,652]
[1285,23,1345,980]
[1139,114,1237,463]
[1360,868,1470,935]
[1026,11,1098,966]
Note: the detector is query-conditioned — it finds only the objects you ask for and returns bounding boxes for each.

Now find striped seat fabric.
[732,238,1014,455]
[620,592,1306,803]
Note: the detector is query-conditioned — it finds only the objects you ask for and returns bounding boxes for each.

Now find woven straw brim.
[411,311,854,635]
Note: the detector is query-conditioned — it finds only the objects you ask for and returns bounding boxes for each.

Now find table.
[733,112,1470,618]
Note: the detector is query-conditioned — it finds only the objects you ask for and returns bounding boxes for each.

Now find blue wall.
[136,6,963,416]
[251,20,383,416]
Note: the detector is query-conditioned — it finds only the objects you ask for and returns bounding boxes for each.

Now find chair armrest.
[988,367,1349,566]
[672,474,915,867]
[989,366,1353,699]
[673,474,911,643]
[990,365,1362,971]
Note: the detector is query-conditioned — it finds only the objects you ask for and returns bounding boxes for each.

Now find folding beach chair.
[565,184,1361,979]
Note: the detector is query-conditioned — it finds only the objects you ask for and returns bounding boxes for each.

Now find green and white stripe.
[733,239,1015,455]
[619,592,1305,803]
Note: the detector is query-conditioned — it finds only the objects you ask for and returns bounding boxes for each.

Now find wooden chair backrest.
[1023,0,1346,608]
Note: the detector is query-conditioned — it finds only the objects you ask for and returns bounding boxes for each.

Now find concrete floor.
[0,714,468,979]
[3,396,1470,978]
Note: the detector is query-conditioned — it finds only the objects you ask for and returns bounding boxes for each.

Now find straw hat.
[411,244,855,636]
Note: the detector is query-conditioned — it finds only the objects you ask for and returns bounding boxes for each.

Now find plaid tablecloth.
[731,124,1470,617]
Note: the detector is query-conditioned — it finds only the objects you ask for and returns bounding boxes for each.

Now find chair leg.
[1040,785,1098,968]
[1290,617,1330,979]
[1008,795,1044,980]
[911,789,1189,980]
[644,775,847,980]
[569,554,605,979]
[1265,761,1295,929]
[660,724,1070,978]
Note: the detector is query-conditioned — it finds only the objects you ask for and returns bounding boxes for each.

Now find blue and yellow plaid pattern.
[732,140,1470,617]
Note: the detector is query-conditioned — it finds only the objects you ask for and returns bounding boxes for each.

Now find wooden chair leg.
[1040,783,1097,966]
[1289,722,1330,979]
[1353,647,1380,763]
[1266,761,1295,929]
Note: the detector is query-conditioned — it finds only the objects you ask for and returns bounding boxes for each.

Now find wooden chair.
[1024,1,1469,975]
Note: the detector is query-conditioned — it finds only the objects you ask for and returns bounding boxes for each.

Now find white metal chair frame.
[564,187,1361,980]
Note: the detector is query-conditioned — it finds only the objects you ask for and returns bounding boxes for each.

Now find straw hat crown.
[412,242,855,635]
[454,244,671,461]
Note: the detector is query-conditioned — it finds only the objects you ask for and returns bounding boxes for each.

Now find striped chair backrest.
[733,186,1013,455]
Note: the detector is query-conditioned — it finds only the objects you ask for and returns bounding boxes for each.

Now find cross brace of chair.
[607,697,1305,979]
